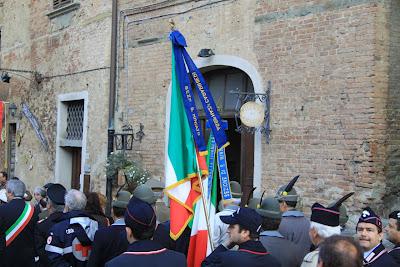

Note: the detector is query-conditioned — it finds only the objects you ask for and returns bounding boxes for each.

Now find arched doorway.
[194,66,255,202]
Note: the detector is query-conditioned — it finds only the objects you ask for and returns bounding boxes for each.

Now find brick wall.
[383,0,400,214]
[253,0,400,218]
[119,0,399,220]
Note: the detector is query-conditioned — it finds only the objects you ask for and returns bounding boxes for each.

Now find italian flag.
[165,48,208,240]
[187,135,218,267]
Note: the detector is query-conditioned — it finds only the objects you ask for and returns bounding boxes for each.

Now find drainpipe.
[106,0,118,216]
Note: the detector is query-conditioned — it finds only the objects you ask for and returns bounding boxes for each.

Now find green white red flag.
[187,134,218,267]
[165,48,208,240]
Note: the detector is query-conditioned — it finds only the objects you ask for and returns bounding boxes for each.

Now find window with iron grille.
[66,100,84,140]
[53,0,73,9]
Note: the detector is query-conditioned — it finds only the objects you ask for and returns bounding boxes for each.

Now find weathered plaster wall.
[0,0,112,193]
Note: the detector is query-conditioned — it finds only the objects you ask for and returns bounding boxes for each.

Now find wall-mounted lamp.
[1,72,11,83]
[197,48,215,58]
[114,123,145,151]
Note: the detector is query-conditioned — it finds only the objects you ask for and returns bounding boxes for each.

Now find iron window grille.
[53,0,73,9]
[66,101,84,141]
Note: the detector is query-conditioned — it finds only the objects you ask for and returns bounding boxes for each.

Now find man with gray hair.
[301,203,341,267]
[46,189,98,267]
[0,178,39,267]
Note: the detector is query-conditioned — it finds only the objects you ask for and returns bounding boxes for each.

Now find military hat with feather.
[275,175,300,203]
[328,192,354,226]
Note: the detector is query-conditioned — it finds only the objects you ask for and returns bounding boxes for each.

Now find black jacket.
[153,220,191,256]
[105,239,187,267]
[87,219,129,267]
[201,240,281,267]
[0,198,39,267]
[35,211,64,267]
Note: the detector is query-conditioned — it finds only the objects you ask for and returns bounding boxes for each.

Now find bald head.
[318,235,363,267]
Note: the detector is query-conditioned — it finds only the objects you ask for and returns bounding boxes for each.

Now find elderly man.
[356,207,397,267]
[46,189,98,267]
[317,235,363,267]
[0,178,38,267]
[36,184,66,267]
[202,207,281,267]
[87,191,131,267]
[301,203,341,267]
[105,197,187,267]
[386,211,400,264]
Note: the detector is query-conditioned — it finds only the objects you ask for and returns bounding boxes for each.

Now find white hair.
[310,221,341,239]
[65,189,87,211]
[34,186,46,197]
[6,179,26,198]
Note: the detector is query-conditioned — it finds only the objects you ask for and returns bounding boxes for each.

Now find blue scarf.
[170,31,229,152]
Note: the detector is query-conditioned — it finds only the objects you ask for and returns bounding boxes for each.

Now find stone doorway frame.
[55,91,88,190]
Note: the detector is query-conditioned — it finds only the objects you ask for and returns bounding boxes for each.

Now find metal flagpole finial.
[169,19,176,31]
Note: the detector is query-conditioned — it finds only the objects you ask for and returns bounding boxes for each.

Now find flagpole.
[195,153,215,252]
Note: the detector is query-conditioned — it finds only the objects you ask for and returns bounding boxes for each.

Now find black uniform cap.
[47,183,66,205]
[311,203,340,227]
[357,207,382,231]
[389,210,400,221]
[44,183,54,189]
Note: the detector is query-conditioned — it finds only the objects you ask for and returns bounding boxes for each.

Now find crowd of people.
[0,173,399,267]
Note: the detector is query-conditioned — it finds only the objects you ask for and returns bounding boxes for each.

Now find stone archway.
[194,55,265,197]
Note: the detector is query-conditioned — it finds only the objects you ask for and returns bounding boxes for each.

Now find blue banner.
[217,148,232,201]
[207,132,217,198]
[170,30,229,153]
[172,45,207,153]
[182,49,229,150]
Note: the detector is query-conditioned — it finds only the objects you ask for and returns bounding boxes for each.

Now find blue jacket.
[364,243,399,267]
[389,246,400,265]
[45,210,98,267]
[87,218,128,267]
[201,240,281,267]
[105,239,187,267]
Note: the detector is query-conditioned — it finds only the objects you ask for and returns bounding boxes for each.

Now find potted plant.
[105,152,151,192]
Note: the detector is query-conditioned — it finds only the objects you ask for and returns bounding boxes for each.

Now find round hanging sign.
[239,101,265,128]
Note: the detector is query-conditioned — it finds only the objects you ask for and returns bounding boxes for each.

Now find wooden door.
[70,147,82,190]
[201,67,255,202]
